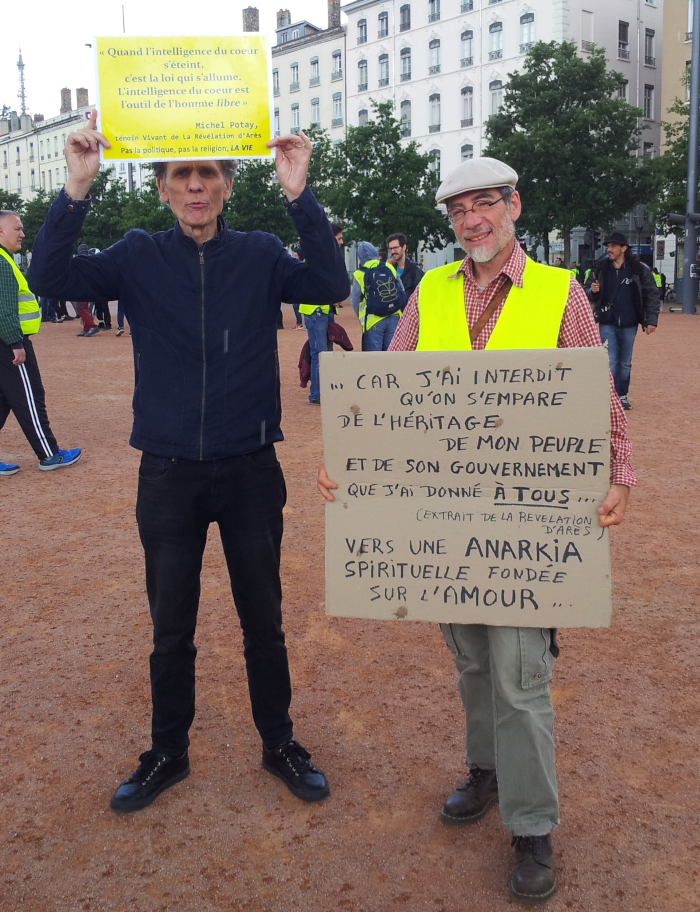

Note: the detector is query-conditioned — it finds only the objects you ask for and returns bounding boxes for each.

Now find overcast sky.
[2,0,343,120]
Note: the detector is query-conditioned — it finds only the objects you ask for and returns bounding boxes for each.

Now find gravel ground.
[0,304,698,912]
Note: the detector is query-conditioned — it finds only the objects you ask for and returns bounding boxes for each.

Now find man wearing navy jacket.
[29,111,349,813]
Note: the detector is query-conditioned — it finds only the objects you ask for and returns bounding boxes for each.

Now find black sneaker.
[509,835,557,904]
[262,740,329,802]
[619,395,632,410]
[110,750,190,813]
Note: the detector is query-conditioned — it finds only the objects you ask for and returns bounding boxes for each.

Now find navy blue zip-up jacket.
[28,186,349,460]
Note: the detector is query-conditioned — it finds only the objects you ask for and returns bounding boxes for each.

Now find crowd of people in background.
[24,220,664,418]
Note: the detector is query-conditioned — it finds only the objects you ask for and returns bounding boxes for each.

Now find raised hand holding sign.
[64,109,111,200]
[266,131,312,202]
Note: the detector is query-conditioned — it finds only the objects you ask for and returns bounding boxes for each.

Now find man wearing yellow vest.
[351,241,406,351]
[0,211,81,475]
[299,223,345,405]
[318,158,635,904]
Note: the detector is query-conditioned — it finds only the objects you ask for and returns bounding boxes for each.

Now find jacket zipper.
[274,349,280,418]
[199,247,206,460]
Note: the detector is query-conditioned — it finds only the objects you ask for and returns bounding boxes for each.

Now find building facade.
[272,4,347,140]
[341,0,663,266]
[0,88,149,206]
[1,107,89,203]
[660,0,693,150]
[655,0,694,284]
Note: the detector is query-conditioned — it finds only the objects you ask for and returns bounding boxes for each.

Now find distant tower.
[17,48,28,116]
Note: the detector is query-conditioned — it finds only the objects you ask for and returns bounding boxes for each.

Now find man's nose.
[188,171,205,191]
[462,209,485,230]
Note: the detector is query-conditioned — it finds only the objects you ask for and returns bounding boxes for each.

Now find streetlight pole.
[633,205,646,259]
[122,3,135,194]
[682,0,700,313]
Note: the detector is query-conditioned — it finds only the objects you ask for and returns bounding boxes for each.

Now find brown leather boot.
[440,767,498,824]
[509,835,557,904]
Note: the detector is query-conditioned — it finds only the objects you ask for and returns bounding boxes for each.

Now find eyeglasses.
[388,246,402,253]
[443,196,505,225]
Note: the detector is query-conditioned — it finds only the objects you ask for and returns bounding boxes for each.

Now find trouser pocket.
[519,628,555,690]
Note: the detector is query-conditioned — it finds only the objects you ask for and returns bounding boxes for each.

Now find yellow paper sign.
[95,35,273,161]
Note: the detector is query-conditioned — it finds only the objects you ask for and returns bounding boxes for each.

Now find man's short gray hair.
[0,210,19,222]
[151,160,238,181]
[499,186,514,206]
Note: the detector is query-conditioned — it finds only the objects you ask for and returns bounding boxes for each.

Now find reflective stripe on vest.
[0,247,41,336]
[416,258,570,352]
[354,259,401,332]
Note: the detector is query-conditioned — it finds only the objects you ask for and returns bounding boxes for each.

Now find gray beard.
[464,216,515,263]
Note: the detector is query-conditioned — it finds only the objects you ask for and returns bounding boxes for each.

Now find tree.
[0,189,24,217]
[649,97,697,236]
[302,125,339,211]
[19,189,55,252]
[76,169,129,251]
[121,173,177,236]
[224,159,297,246]
[322,101,450,254]
[484,41,651,263]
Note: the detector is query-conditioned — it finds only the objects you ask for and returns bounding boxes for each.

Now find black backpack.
[360,262,406,325]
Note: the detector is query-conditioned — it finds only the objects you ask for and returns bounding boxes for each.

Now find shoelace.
[130,751,168,785]
[460,768,492,790]
[511,836,549,864]
[276,741,314,774]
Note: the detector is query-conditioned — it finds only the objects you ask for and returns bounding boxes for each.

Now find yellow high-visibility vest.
[416,258,570,352]
[653,273,662,288]
[0,246,41,336]
[353,259,402,332]
[298,302,332,315]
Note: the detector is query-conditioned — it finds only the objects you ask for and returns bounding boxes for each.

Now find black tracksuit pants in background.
[94,301,111,328]
[0,337,58,460]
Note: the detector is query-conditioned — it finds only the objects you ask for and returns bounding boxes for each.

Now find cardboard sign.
[321,348,613,628]
[95,36,273,162]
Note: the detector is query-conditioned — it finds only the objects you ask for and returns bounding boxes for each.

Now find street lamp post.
[668,0,700,314]
[632,205,646,258]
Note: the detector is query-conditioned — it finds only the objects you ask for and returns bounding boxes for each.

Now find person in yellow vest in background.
[0,211,81,475]
[351,241,407,351]
[298,222,345,405]
[318,158,635,904]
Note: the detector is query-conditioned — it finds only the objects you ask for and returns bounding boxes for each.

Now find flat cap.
[436,157,518,205]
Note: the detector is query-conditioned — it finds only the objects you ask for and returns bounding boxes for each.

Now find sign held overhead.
[94,35,273,162]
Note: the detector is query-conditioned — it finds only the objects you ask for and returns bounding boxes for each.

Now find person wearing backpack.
[351,241,407,351]
[298,223,345,404]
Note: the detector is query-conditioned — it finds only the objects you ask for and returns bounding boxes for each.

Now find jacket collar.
[173,215,228,250]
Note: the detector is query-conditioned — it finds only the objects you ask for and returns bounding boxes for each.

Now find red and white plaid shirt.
[389,243,636,487]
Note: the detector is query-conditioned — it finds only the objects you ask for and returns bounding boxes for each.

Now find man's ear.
[223,178,233,202]
[156,178,170,206]
[509,190,522,224]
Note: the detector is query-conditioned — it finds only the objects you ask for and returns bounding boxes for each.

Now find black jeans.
[135,446,293,755]
[52,299,69,319]
[94,301,111,328]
